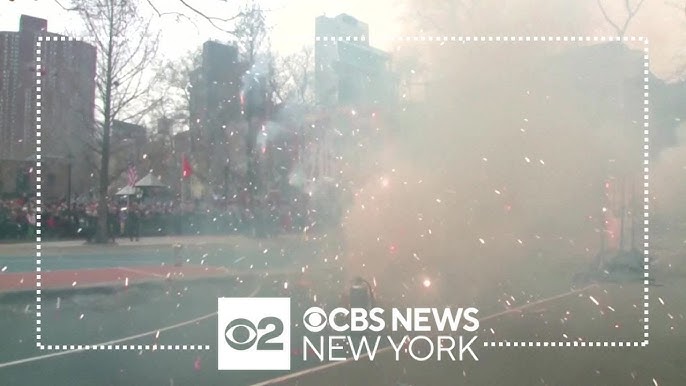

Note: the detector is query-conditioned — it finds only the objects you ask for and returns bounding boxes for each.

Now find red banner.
[182,154,192,179]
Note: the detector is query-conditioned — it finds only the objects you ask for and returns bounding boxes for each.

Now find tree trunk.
[95,116,111,243]
[94,8,116,244]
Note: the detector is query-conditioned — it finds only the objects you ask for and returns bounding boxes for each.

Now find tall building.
[111,120,147,156]
[314,14,395,108]
[188,41,245,196]
[0,15,96,198]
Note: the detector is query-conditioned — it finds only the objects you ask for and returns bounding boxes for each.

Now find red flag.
[182,154,192,179]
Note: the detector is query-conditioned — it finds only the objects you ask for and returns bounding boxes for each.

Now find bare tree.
[234,1,269,66]
[61,0,161,243]
[151,48,202,131]
[58,0,246,34]
[230,2,271,203]
[272,46,315,106]
[596,0,646,37]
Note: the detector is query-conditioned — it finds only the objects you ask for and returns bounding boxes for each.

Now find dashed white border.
[34,36,211,351]
[35,35,650,352]
[35,37,42,349]
[480,38,650,349]
[41,344,212,351]
[643,39,651,347]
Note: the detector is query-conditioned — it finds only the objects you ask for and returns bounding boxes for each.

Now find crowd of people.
[0,195,320,242]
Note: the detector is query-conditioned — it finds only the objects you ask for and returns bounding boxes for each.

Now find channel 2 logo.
[217,297,291,370]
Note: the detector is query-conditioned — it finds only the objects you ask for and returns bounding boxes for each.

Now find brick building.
[0,15,96,199]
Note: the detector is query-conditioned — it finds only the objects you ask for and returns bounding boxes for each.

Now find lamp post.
[66,152,73,210]
[224,162,230,203]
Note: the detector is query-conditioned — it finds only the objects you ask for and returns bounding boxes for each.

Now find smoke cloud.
[338,39,653,307]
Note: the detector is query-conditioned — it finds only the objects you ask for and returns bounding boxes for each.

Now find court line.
[0,284,262,369]
[0,283,598,372]
[251,284,598,386]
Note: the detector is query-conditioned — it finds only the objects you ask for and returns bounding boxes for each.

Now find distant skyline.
[1,0,405,62]
[3,0,685,79]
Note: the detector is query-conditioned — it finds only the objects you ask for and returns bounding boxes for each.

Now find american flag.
[127,161,137,187]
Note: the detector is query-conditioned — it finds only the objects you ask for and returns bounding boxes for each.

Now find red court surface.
[0,265,240,294]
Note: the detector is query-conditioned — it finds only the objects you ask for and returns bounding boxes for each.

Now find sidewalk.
[0,234,308,256]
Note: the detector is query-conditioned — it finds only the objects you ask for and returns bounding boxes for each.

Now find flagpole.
[181,154,185,206]
[181,153,191,207]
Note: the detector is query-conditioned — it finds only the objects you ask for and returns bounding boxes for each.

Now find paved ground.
[0,228,683,385]
[0,234,322,293]
[262,280,686,386]
[0,234,341,385]
[264,221,685,386]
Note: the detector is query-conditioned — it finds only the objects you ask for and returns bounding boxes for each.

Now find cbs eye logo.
[303,307,328,332]
[224,317,284,351]
[218,297,291,371]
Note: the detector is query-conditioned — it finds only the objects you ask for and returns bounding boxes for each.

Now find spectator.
[126,204,141,241]
[108,206,119,243]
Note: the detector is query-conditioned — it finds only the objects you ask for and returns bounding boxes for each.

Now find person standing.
[25,208,36,240]
[126,204,140,241]
[107,205,119,243]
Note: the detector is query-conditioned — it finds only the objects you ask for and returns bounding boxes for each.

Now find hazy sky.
[2,0,685,78]
[1,0,404,60]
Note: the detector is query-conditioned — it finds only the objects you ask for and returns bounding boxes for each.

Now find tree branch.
[619,0,645,35]
[175,0,244,35]
[597,0,623,36]
[53,0,81,11]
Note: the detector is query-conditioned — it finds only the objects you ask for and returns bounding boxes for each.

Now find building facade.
[188,41,247,198]
[314,14,395,108]
[0,15,96,199]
